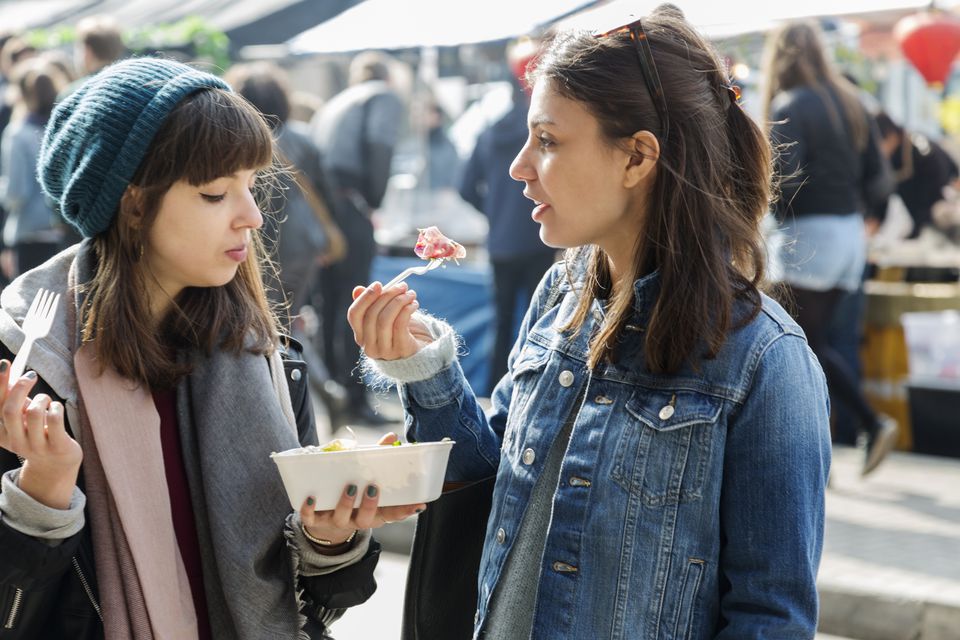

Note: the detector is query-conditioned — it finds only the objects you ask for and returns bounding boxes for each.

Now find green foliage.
[25,16,231,73]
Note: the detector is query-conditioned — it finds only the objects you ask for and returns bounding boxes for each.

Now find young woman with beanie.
[349,7,831,639]
[0,57,422,639]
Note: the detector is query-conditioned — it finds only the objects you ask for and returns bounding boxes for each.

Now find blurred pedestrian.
[66,15,126,93]
[350,6,830,637]
[761,20,898,475]
[225,62,346,319]
[875,110,959,238]
[0,57,419,638]
[311,51,404,424]
[459,38,556,392]
[0,58,67,278]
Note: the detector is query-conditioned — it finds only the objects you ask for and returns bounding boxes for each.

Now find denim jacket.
[397,262,831,640]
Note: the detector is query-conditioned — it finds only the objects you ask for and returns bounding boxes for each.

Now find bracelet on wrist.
[302,524,357,548]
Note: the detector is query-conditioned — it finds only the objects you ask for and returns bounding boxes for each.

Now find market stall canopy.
[287,0,598,54]
[555,0,934,39]
[0,0,362,48]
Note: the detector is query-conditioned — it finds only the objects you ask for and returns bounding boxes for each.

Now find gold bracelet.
[302,524,357,548]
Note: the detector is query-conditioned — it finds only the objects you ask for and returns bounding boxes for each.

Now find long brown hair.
[760,20,868,150]
[81,88,279,389]
[531,6,772,374]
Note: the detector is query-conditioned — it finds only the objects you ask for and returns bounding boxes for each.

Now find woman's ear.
[623,131,659,189]
[120,185,145,229]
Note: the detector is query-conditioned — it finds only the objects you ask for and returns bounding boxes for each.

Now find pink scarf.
[73,344,199,639]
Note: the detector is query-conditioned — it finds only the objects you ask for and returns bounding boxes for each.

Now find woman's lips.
[226,246,248,262]
[532,202,551,220]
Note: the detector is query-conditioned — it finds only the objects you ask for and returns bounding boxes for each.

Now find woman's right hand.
[348,282,432,360]
[0,361,82,510]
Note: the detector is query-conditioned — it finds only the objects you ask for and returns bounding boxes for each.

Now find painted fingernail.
[0,361,7,373]
[366,484,378,498]
[346,484,358,497]
[25,371,36,380]
[415,508,424,514]
[306,497,315,506]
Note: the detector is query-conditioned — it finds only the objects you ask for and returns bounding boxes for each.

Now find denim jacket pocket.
[611,388,722,506]
[503,342,551,447]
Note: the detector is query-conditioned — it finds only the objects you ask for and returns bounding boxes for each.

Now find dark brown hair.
[82,88,279,389]
[760,21,868,150]
[531,6,772,373]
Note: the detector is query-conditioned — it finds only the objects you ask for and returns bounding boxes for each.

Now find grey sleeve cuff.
[0,468,85,545]
[286,512,373,577]
[365,312,458,383]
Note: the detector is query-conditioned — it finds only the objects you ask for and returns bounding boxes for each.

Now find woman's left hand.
[299,433,426,546]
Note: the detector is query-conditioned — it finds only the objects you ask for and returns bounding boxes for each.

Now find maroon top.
[153,388,213,640]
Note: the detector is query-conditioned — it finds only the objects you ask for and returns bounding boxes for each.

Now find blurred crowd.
[0,12,957,459]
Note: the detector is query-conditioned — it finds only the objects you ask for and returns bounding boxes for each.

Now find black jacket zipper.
[3,587,23,630]
[72,557,102,622]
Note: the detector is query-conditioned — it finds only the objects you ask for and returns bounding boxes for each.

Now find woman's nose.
[237,189,264,230]
[509,143,534,183]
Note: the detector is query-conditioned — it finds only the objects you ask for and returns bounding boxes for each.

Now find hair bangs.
[178,89,274,186]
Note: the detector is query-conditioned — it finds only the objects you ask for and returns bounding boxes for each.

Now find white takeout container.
[270,440,456,511]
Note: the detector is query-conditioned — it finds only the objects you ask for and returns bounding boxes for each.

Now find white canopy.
[289,0,937,54]
[287,0,597,53]
[551,0,933,39]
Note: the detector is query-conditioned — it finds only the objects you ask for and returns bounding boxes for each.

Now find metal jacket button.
[558,370,574,387]
[290,368,302,381]
[659,405,675,420]
[496,528,506,544]
[522,448,536,465]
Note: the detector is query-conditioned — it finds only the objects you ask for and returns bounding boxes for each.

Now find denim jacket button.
[290,368,302,382]
[658,404,675,420]
[522,448,536,465]
[496,527,506,544]
[558,370,574,387]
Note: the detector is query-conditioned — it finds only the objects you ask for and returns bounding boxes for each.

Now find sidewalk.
[320,398,960,639]
[817,447,960,640]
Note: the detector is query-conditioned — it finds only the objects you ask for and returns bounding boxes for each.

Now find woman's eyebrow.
[528,116,556,129]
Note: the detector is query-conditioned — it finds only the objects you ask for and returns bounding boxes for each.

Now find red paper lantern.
[895,10,960,86]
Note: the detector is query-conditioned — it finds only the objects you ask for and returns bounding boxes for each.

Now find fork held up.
[9,288,61,382]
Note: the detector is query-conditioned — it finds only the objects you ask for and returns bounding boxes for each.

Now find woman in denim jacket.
[349,7,831,639]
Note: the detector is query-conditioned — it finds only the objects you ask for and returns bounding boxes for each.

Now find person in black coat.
[874,111,959,238]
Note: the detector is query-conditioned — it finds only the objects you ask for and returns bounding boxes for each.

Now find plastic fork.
[9,288,60,382]
[383,258,443,290]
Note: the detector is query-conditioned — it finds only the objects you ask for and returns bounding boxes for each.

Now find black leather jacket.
[0,339,379,639]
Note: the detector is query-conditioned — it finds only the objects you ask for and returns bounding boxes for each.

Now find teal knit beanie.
[38,57,231,238]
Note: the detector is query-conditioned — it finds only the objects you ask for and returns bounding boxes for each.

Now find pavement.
[314,392,960,640]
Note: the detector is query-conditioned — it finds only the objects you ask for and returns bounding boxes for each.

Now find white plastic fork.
[383,258,443,289]
[9,288,60,382]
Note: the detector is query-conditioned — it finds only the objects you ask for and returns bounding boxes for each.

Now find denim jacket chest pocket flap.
[611,388,724,507]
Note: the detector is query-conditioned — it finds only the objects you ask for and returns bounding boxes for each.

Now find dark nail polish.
[366,485,378,498]
[346,484,357,497]
[415,508,424,514]
[25,371,36,380]
[306,497,314,506]
[0,361,7,373]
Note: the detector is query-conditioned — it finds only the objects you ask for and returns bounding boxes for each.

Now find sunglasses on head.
[596,17,670,146]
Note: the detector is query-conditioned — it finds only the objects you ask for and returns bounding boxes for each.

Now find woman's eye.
[200,193,226,203]
[537,135,554,148]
